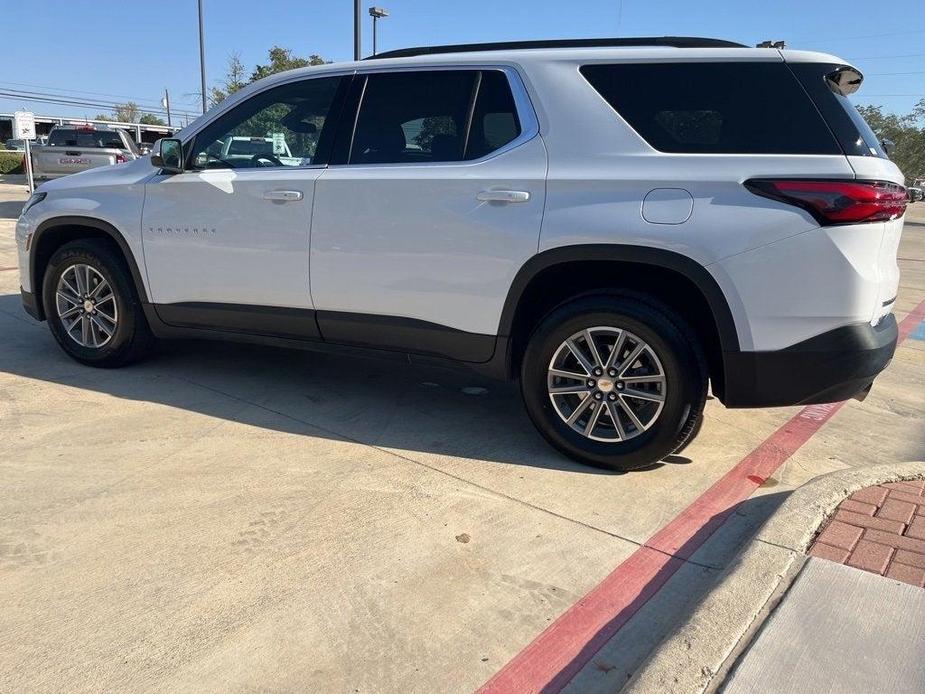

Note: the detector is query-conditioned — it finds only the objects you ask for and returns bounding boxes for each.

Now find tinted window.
[48,128,128,149]
[465,70,522,160]
[349,70,522,164]
[581,62,841,155]
[190,76,343,169]
[351,71,475,164]
[789,63,887,158]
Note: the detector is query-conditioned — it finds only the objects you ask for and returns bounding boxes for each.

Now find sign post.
[13,111,36,194]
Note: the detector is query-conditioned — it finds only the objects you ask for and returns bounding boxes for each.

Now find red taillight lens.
[745,179,907,225]
[115,153,126,164]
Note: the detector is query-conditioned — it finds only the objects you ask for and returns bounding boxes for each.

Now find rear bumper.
[721,314,898,407]
[21,287,42,320]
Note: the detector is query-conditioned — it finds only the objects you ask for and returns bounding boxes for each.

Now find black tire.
[42,239,153,368]
[521,294,708,472]
[672,412,704,455]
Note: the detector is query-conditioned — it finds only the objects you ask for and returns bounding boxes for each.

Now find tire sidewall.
[43,242,139,365]
[522,298,700,470]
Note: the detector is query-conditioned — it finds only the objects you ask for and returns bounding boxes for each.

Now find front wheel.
[521,295,707,472]
[42,239,153,368]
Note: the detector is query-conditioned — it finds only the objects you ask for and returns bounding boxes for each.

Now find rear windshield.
[47,129,126,149]
[788,63,887,158]
[580,62,841,155]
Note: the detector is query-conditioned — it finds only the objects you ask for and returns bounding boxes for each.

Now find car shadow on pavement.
[0,293,693,475]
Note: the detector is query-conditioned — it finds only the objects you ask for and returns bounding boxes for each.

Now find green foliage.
[210,52,248,106]
[250,46,327,82]
[113,102,141,123]
[139,113,166,126]
[210,46,328,107]
[0,151,24,174]
[856,99,925,183]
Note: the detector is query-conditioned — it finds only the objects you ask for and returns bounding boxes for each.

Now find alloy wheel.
[547,326,666,442]
[55,264,118,348]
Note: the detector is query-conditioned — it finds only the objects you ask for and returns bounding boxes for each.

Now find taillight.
[744,179,907,225]
[115,153,126,164]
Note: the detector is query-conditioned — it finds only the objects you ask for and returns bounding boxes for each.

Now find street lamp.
[369,6,389,56]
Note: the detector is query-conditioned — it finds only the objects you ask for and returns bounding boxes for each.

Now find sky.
[1,0,922,123]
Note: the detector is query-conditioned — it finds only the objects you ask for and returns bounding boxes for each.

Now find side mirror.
[151,138,184,174]
[881,138,895,158]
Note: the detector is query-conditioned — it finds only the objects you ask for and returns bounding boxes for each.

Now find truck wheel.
[42,239,153,368]
[521,295,707,472]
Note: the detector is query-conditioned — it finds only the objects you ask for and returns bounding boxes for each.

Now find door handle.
[476,190,531,203]
[263,190,303,201]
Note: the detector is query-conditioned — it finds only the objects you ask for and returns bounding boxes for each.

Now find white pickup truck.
[31,125,139,180]
[212,135,303,167]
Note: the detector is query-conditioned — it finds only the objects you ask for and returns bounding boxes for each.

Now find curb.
[623,460,925,694]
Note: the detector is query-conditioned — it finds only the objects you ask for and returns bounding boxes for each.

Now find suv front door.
[141,75,346,338]
[309,68,546,361]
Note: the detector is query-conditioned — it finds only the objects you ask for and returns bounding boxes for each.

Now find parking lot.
[1,178,923,693]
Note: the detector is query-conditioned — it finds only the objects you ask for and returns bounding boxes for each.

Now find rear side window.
[349,69,522,165]
[789,63,887,158]
[580,62,841,155]
[466,70,522,160]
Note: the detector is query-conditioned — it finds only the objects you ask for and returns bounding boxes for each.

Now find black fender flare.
[489,244,741,380]
[30,216,149,320]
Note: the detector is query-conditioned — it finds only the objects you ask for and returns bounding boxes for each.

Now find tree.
[209,52,248,106]
[210,47,328,107]
[856,100,925,183]
[139,113,166,126]
[249,46,326,82]
[113,102,141,123]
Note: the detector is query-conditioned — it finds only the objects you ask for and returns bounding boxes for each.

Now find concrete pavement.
[1,181,924,693]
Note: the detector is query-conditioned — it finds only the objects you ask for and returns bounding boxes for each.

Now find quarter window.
[190,76,343,169]
[581,62,841,155]
[349,69,522,165]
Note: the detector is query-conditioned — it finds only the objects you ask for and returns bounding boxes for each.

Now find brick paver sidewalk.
[808,479,925,587]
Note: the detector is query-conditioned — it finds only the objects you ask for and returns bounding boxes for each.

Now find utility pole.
[163,89,172,128]
[354,0,362,60]
[198,0,207,113]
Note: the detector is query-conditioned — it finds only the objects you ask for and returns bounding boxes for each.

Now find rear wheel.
[42,239,153,368]
[521,295,707,471]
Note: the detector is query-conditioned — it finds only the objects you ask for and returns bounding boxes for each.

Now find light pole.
[369,6,389,56]
[354,0,362,60]
[198,0,207,113]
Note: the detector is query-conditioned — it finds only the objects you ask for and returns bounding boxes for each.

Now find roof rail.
[366,36,746,60]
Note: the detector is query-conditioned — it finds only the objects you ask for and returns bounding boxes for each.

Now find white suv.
[16,37,907,470]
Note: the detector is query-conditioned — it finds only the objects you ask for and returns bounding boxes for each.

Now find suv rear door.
[309,67,546,361]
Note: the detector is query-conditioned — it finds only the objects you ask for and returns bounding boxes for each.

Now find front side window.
[190,76,342,170]
[349,69,522,165]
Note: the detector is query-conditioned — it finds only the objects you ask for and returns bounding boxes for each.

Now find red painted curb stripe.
[479,299,925,694]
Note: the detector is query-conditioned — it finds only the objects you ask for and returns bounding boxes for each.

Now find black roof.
[366,37,746,60]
